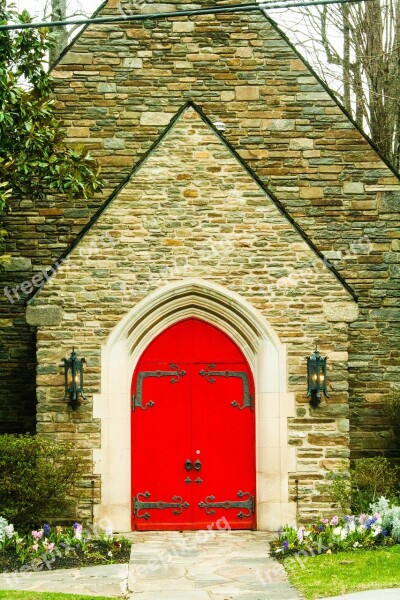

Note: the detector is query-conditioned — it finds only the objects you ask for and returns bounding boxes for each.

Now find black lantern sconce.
[63,348,86,410]
[306,346,329,408]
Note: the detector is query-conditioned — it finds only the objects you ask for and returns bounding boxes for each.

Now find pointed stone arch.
[93,278,297,531]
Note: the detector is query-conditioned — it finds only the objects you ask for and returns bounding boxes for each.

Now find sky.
[15,0,99,19]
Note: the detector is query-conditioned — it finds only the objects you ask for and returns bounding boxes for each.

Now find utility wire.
[0,0,371,32]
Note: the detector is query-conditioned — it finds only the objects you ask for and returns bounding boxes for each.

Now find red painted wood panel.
[131,318,256,530]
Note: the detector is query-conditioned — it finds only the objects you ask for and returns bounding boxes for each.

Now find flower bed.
[0,519,130,572]
[270,497,400,558]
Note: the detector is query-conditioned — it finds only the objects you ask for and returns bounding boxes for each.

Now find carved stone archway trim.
[93,278,297,531]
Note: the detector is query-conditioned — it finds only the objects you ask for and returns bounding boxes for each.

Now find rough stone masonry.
[0,0,399,521]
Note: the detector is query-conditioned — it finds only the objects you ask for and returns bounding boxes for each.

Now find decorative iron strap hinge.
[198,490,254,519]
[132,364,186,410]
[199,364,253,410]
[132,491,190,521]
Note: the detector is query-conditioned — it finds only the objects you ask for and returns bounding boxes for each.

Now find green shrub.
[321,458,400,515]
[351,457,400,514]
[0,434,86,531]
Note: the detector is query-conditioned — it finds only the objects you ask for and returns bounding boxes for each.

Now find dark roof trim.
[27,100,357,304]
[192,102,357,301]
[49,1,108,71]
[26,102,191,304]
[259,8,400,181]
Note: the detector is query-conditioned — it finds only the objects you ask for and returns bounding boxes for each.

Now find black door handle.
[185,459,193,471]
[194,459,202,471]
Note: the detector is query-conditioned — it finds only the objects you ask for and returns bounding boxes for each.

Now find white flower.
[346,520,356,533]
[297,526,306,542]
[0,517,10,543]
[332,527,347,540]
[372,525,382,537]
[353,541,360,547]
[107,551,113,557]
[4,524,14,539]
[357,525,365,534]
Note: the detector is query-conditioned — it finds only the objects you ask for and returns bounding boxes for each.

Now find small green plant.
[0,434,86,530]
[320,471,351,516]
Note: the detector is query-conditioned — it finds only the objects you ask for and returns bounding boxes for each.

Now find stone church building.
[1,0,399,531]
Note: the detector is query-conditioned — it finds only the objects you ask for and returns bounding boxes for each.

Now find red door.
[131,318,256,530]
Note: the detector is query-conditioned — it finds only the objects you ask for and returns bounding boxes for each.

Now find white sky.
[15,0,100,19]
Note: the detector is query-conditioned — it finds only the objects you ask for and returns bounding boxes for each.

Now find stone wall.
[28,107,355,522]
[0,259,36,433]
[48,0,399,459]
[0,192,106,432]
[0,0,399,496]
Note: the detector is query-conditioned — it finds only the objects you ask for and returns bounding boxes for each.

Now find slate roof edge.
[49,0,108,71]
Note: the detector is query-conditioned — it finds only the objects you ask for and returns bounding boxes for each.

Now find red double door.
[131,318,256,530]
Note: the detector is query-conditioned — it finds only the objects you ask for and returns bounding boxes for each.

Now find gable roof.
[27,101,357,303]
[50,0,400,179]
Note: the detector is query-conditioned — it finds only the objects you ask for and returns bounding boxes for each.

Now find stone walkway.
[0,563,129,596]
[0,531,300,599]
[127,531,299,599]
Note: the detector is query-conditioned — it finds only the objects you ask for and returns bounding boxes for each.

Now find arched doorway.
[94,278,296,532]
[131,318,256,530]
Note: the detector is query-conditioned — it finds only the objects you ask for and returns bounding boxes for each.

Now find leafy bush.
[321,458,400,515]
[271,504,396,558]
[0,434,86,530]
[352,457,400,513]
[0,4,103,247]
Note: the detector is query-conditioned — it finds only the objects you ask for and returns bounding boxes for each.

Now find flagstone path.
[0,531,300,599]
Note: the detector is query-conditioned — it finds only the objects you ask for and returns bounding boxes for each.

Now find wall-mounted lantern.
[63,348,86,410]
[306,347,329,408]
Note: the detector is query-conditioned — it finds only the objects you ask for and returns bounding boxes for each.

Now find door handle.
[194,459,202,471]
[185,459,193,471]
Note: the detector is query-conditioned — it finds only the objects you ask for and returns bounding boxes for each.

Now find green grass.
[284,545,400,599]
[0,593,118,600]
